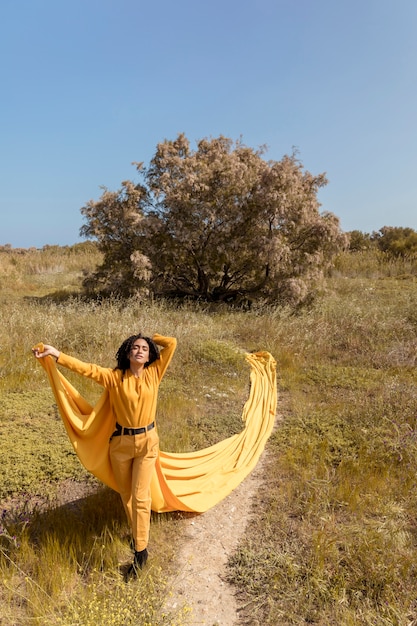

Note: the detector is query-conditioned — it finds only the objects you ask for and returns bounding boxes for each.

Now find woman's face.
[129,338,150,367]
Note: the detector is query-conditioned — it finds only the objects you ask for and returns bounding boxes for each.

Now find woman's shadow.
[2,484,197,581]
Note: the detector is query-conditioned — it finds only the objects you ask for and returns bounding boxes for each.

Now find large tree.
[80,134,347,305]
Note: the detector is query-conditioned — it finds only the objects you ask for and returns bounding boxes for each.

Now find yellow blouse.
[34,342,277,513]
[56,334,176,429]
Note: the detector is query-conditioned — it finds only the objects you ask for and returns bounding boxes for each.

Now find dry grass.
[0,242,101,301]
[227,253,417,625]
[0,247,252,625]
[1,246,417,624]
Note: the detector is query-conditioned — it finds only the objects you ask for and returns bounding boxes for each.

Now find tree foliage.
[347,230,375,252]
[80,181,151,297]
[80,134,347,306]
[371,226,417,257]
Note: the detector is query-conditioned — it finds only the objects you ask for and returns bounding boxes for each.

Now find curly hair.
[115,334,160,377]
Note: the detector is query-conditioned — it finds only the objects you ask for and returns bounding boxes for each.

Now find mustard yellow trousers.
[109,427,159,551]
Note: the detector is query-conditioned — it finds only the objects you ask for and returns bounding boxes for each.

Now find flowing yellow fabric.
[34,348,277,513]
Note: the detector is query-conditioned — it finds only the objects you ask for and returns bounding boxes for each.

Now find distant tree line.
[348,227,417,257]
[80,134,347,307]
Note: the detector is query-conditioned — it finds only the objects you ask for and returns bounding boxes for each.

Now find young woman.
[33,332,177,577]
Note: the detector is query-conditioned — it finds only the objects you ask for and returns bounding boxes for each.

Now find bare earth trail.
[162,419,279,626]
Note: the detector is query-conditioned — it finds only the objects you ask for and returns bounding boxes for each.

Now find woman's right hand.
[32,344,61,360]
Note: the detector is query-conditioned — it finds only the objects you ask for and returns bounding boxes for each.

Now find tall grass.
[0,243,101,301]
[227,253,417,625]
[0,264,252,624]
[1,246,417,624]
[331,248,417,279]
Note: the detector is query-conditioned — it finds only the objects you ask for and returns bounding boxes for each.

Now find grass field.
[1,245,417,625]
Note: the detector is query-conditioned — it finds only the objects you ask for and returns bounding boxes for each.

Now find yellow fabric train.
[34,348,277,513]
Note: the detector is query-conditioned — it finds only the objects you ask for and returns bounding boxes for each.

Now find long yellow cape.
[35,350,277,513]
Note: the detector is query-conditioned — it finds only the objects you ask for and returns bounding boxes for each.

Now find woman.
[32,332,177,578]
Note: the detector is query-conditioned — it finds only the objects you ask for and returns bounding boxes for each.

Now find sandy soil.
[162,449,270,626]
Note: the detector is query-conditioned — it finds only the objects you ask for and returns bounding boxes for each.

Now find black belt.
[111,421,155,437]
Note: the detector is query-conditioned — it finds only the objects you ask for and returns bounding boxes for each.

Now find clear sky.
[1,0,416,248]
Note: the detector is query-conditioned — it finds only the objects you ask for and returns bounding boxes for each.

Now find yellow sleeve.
[57,352,116,388]
[152,334,177,381]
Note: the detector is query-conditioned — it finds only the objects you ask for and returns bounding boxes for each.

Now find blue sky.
[1,0,416,248]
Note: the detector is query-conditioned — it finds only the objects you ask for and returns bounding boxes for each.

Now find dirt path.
[162,450,269,626]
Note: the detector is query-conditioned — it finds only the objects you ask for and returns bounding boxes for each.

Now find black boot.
[126,548,148,580]
[134,548,148,569]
